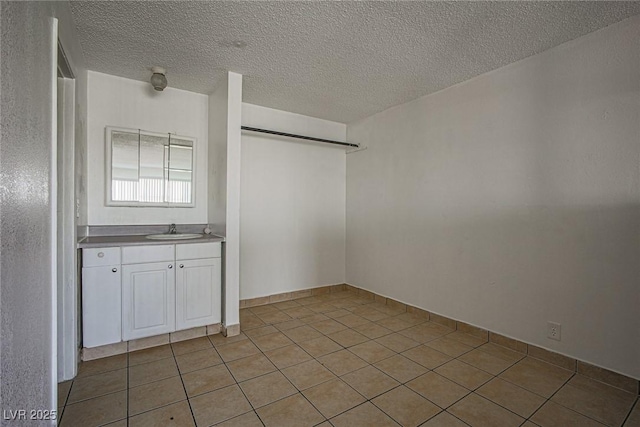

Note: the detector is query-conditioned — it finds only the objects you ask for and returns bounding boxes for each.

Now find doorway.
[57,41,78,381]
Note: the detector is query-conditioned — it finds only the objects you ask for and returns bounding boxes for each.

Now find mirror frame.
[105,126,196,208]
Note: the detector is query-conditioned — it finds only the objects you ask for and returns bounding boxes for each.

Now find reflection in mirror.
[107,127,195,206]
[166,137,193,204]
[139,133,167,203]
[111,130,140,202]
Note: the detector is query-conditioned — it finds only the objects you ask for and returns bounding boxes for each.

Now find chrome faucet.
[169,223,177,234]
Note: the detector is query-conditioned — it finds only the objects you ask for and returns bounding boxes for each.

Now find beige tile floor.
[58,290,640,427]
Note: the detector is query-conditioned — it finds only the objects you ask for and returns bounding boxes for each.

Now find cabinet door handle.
[168,264,173,269]
[98,252,105,258]
[112,268,117,273]
[179,264,184,268]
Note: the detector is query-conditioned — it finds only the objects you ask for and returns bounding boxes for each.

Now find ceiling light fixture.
[150,66,167,91]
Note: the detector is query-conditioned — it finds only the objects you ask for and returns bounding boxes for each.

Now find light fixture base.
[151,66,166,75]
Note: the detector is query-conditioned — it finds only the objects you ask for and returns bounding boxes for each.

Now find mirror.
[107,127,195,206]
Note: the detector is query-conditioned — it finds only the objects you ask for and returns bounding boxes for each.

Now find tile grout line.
[74,291,632,426]
[72,295,416,423]
[452,352,519,379]
[524,371,580,425]
[619,397,638,427]
[296,380,333,424]
[459,392,529,425]
[264,332,344,425]
[231,332,297,426]
[60,373,131,423]
[462,352,626,426]
[370,388,468,427]
[125,352,129,427]
[493,357,563,401]
[327,328,425,424]
[523,372,566,425]
[471,374,540,418]
[254,294,592,427]
[402,343,550,426]
[57,379,72,425]
[423,359,527,424]
[248,302,399,425]
[437,389,472,422]
[224,368,263,426]
[246,294,494,424]
[317,299,554,425]
[118,341,222,423]
[366,382,416,425]
[377,381,477,427]
[169,340,199,427]
[446,412,474,427]
[245,293,616,426]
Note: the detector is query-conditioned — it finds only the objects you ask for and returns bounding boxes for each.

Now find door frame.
[57,38,78,381]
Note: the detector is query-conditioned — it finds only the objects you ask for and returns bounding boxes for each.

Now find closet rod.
[241,126,359,148]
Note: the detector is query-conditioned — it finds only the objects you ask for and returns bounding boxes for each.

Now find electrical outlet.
[547,321,561,341]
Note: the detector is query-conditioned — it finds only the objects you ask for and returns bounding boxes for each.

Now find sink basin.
[146,233,203,240]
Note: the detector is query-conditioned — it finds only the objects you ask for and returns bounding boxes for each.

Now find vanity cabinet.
[176,243,222,330]
[121,245,175,341]
[82,262,122,348]
[122,262,176,341]
[81,241,221,348]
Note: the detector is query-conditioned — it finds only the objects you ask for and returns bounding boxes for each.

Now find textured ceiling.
[69,1,640,123]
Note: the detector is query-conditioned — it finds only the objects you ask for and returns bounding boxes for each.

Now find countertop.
[77,233,225,249]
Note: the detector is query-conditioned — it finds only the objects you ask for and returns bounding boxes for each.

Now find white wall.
[240,103,347,299]
[208,75,229,235]
[207,72,243,330]
[51,0,89,231]
[87,71,208,225]
[346,16,640,379]
[52,0,88,382]
[1,0,83,416]
[224,73,243,329]
[57,78,78,381]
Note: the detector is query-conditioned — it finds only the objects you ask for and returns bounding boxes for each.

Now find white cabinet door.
[176,258,221,330]
[82,265,121,347]
[122,262,175,340]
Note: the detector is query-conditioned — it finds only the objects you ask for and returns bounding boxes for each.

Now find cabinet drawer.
[122,245,174,264]
[176,242,221,260]
[83,247,121,267]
